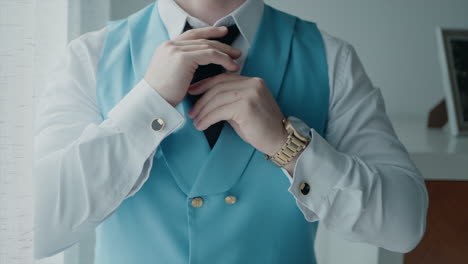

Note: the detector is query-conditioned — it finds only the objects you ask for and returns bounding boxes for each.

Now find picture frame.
[436,27,468,136]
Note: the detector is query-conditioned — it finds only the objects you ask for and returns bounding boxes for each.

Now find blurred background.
[1,0,467,263]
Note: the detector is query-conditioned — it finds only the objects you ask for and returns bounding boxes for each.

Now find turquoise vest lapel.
[126,3,211,195]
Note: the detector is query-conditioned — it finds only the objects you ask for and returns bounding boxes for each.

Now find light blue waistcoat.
[95,2,329,263]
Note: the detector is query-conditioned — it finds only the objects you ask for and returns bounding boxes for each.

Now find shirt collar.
[158,0,264,46]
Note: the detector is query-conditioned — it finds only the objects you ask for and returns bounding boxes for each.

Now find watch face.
[288,116,311,138]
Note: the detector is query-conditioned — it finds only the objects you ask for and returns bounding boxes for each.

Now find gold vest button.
[225,195,237,205]
[191,197,204,208]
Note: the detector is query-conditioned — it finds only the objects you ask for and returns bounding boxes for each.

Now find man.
[33,0,428,263]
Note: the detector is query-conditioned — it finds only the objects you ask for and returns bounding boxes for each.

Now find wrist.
[265,120,289,157]
[143,78,179,107]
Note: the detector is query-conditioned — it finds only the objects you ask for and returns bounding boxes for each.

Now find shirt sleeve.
[33,28,185,259]
[280,34,428,253]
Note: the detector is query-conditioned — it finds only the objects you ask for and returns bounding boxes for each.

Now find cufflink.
[299,182,310,195]
[151,118,165,132]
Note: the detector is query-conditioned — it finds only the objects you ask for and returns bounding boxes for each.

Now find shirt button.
[191,197,204,208]
[151,118,165,132]
[300,182,310,195]
[225,195,237,205]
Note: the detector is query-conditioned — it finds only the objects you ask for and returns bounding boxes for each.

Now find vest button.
[151,118,165,132]
[191,197,204,208]
[225,195,237,205]
[300,182,310,195]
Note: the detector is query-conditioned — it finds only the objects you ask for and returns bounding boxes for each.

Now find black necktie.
[183,21,240,149]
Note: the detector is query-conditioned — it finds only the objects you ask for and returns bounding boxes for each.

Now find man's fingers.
[188,73,249,95]
[194,99,240,131]
[192,89,242,125]
[188,79,246,118]
[187,49,240,72]
[189,83,241,117]
[175,41,241,59]
[176,26,228,41]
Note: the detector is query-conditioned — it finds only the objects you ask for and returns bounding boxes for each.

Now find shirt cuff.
[285,128,350,222]
[107,78,186,158]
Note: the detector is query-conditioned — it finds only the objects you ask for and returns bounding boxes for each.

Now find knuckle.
[211,88,222,98]
[241,99,251,109]
[232,90,241,99]
[207,49,219,56]
[208,39,219,46]
[247,97,257,109]
[251,78,265,95]
[210,73,225,83]
[163,41,176,52]
[200,43,211,49]
[163,42,171,49]
[186,29,196,37]
[248,86,262,98]
[174,51,186,62]
[167,45,178,54]
[220,52,230,59]
[213,73,223,80]
[198,107,207,118]
[255,84,264,93]
[252,77,265,87]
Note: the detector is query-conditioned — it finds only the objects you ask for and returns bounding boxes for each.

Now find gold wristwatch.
[265,116,311,167]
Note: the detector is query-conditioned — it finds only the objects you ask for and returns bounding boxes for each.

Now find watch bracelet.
[264,121,310,167]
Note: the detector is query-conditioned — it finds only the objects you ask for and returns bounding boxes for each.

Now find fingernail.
[188,89,196,95]
[193,120,200,129]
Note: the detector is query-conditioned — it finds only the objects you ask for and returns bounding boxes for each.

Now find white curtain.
[0,0,108,263]
[0,0,65,263]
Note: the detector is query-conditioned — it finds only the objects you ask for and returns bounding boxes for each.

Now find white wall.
[265,0,468,117]
[69,0,110,39]
[80,0,110,35]
[111,0,154,20]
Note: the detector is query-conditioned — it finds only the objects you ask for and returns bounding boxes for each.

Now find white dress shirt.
[33,0,428,259]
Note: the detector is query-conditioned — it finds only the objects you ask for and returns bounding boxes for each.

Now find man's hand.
[144,26,241,107]
[187,73,289,156]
